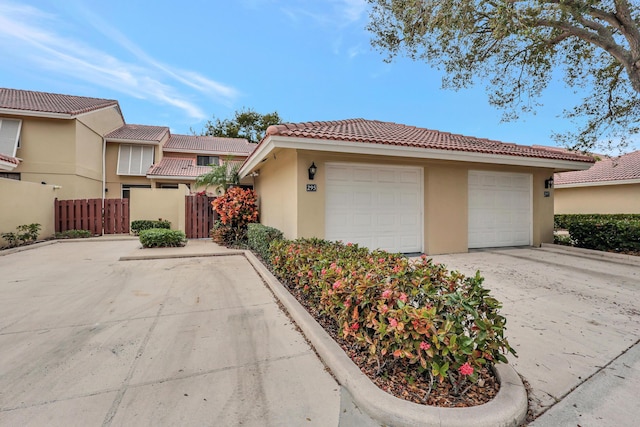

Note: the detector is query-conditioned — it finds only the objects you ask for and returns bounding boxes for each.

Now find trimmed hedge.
[555,214,640,230]
[270,238,515,385]
[566,218,640,252]
[247,223,284,261]
[139,228,186,248]
[131,219,171,235]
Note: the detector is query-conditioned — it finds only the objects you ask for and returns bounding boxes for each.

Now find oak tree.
[199,107,282,144]
[366,0,640,151]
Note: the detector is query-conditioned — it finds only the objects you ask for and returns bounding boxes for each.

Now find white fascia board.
[239,137,275,177]
[0,104,119,120]
[239,135,593,176]
[163,147,250,156]
[555,178,640,188]
[107,139,161,146]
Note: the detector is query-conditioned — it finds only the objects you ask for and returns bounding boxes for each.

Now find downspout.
[102,136,106,236]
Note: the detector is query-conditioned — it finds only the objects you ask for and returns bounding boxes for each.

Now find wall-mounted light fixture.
[308,162,318,180]
[545,176,554,189]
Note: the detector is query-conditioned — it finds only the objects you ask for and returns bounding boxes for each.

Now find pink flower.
[274,256,280,262]
[392,265,401,273]
[378,258,385,264]
[336,267,343,274]
[303,285,309,292]
[346,242,353,247]
[330,263,337,269]
[420,341,431,351]
[297,272,303,278]
[345,299,351,308]
[321,268,327,276]
[307,270,313,277]
[350,322,359,330]
[399,293,408,303]
[389,318,398,328]
[333,280,342,290]
[380,304,389,314]
[459,362,474,376]
[382,289,392,299]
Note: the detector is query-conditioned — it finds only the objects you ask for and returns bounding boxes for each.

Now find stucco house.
[554,150,640,214]
[0,88,254,199]
[239,119,594,255]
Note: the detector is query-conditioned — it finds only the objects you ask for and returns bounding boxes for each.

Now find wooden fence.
[55,198,130,235]
[185,195,217,238]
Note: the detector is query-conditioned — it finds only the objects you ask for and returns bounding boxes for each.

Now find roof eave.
[106,138,161,145]
[555,178,640,188]
[146,175,197,180]
[0,103,120,120]
[163,147,251,156]
[239,135,594,177]
[0,159,18,171]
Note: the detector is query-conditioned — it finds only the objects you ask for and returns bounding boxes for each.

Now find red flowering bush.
[211,187,259,245]
[270,238,515,394]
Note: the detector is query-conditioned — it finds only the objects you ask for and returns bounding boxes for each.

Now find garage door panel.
[469,171,531,249]
[326,163,423,253]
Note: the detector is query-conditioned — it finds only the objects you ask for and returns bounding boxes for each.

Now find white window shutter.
[0,119,22,157]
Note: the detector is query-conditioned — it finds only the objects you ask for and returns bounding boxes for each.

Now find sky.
[0,0,617,149]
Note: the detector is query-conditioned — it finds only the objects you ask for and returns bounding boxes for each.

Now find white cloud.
[0,1,238,120]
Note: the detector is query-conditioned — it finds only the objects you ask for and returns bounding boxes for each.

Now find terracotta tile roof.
[555,150,640,185]
[266,119,594,163]
[0,88,118,116]
[105,124,169,142]
[163,134,255,155]
[146,157,211,178]
[0,153,19,165]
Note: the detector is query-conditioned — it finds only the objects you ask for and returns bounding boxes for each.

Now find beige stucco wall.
[129,185,189,232]
[555,183,640,214]
[251,149,556,254]
[253,149,298,239]
[0,178,58,245]
[7,107,124,200]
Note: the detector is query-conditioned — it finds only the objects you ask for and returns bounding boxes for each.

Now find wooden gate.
[55,198,130,235]
[185,195,217,238]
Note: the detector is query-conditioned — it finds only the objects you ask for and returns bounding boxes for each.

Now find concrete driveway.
[0,240,339,426]
[430,245,640,426]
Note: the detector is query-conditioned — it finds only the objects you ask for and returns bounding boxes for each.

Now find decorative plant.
[1,223,41,248]
[139,228,186,248]
[211,187,259,245]
[270,239,516,396]
[195,156,240,194]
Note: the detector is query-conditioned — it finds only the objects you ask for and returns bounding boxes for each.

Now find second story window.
[0,118,22,157]
[117,144,155,176]
[197,155,219,166]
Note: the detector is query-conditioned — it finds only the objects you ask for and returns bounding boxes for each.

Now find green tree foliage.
[366,0,640,152]
[195,157,241,193]
[199,107,282,144]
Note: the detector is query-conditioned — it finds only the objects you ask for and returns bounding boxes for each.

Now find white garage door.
[325,163,423,253]
[468,171,532,248]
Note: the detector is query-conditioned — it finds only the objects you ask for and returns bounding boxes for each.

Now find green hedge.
[555,214,640,230]
[139,228,186,248]
[270,238,515,386]
[131,219,171,235]
[566,218,640,252]
[55,230,92,239]
[247,223,283,261]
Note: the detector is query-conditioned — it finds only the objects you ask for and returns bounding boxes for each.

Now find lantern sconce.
[545,176,554,189]
[308,162,318,180]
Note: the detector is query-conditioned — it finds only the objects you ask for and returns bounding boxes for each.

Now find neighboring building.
[0,88,124,199]
[0,88,254,200]
[239,119,594,255]
[555,150,640,214]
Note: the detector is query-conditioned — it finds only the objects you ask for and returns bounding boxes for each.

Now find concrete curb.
[540,243,640,266]
[119,250,244,261]
[244,250,528,427]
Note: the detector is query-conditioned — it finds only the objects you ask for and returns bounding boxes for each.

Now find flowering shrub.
[211,187,259,244]
[270,238,515,391]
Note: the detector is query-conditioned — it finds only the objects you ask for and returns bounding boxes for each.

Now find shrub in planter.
[247,223,284,261]
[555,214,640,230]
[211,187,259,245]
[210,220,236,246]
[139,228,186,248]
[131,219,171,235]
[270,239,515,389]
[567,218,640,252]
[55,230,92,239]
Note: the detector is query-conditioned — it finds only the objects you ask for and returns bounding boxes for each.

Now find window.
[197,155,219,166]
[159,183,179,189]
[0,172,20,180]
[0,118,22,157]
[117,145,155,176]
[121,184,151,199]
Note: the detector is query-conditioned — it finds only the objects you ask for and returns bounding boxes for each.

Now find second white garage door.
[468,170,532,248]
[325,163,423,253]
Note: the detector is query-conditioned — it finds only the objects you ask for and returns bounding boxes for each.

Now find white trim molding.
[555,178,640,188]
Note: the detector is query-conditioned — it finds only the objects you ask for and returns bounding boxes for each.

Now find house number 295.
[306,184,317,192]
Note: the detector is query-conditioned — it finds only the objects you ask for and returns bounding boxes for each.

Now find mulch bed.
[277,271,500,408]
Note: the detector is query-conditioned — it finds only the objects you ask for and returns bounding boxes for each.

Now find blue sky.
[0,0,594,147]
